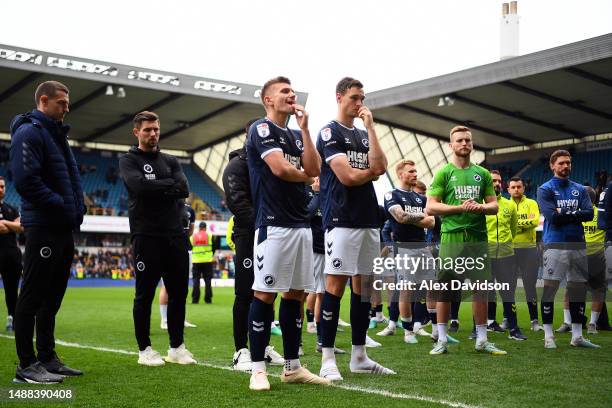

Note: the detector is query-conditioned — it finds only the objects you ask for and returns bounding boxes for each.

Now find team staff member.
[582,186,606,334]
[119,111,196,366]
[10,81,85,383]
[508,176,542,332]
[191,222,217,304]
[485,171,526,340]
[0,176,24,332]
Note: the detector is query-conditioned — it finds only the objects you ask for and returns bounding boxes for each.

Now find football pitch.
[0,286,610,408]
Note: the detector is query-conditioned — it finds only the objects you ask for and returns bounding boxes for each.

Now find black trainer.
[449,321,459,333]
[487,321,505,333]
[41,357,83,376]
[14,362,64,384]
[508,328,528,341]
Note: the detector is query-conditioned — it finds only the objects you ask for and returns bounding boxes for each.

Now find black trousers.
[514,247,539,303]
[232,229,254,351]
[14,227,73,368]
[133,235,189,351]
[192,263,213,303]
[0,247,22,317]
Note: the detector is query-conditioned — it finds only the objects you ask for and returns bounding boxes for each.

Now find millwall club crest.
[384,192,392,201]
[473,174,482,182]
[143,164,153,173]
[257,123,270,138]
[296,139,303,150]
[415,197,422,204]
[321,128,332,142]
[571,190,579,197]
[362,138,369,148]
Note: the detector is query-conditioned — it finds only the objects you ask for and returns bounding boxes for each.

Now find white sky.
[1,0,611,198]
[2,0,611,133]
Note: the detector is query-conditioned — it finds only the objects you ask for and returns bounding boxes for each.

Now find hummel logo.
[327,249,333,256]
[257,255,264,262]
[543,306,551,313]
[296,319,302,329]
[252,321,264,332]
[326,242,333,248]
[322,310,333,321]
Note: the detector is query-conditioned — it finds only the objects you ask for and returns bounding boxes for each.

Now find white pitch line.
[0,334,483,408]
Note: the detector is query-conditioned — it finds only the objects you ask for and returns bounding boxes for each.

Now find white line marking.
[0,334,483,408]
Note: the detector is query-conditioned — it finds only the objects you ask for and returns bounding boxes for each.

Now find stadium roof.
[367,33,612,152]
[0,44,307,152]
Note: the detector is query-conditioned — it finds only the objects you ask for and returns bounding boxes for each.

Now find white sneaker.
[165,343,197,364]
[307,322,317,334]
[319,364,343,381]
[249,369,270,391]
[404,331,418,344]
[232,348,252,372]
[160,320,168,330]
[184,320,197,328]
[544,337,557,349]
[298,345,305,357]
[531,320,543,332]
[264,345,284,365]
[376,326,396,336]
[338,318,351,327]
[350,357,396,375]
[138,346,165,366]
[365,335,382,348]
[415,328,432,337]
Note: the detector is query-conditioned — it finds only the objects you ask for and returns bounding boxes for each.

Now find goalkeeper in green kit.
[426,126,507,356]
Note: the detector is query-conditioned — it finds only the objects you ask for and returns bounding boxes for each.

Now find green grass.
[0,286,610,408]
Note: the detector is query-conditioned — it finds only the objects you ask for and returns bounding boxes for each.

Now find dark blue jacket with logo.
[9,109,85,229]
[537,176,593,244]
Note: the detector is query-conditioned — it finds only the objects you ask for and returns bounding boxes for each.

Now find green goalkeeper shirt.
[428,162,495,235]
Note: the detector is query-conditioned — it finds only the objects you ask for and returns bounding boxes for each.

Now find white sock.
[376,311,383,320]
[590,311,600,325]
[321,347,336,368]
[487,319,494,326]
[284,359,301,371]
[543,324,554,339]
[563,308,571,325]
[571,323,582,341]
[351,344,366,359]
[350,345,372,368]
[271,321,277,329]
[450,319,458,323]
[388,320,397,330]
[252,361,266,372]
[160,304,167,322]
[476,325,488,343]
[413,322,422,332]
[437,323,448,343]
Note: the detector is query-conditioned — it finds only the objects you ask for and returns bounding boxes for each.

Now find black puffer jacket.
[9,109,85,229]
[222,147,254,231]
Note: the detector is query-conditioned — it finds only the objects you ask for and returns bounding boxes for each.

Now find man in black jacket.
[222,120,258,371]
[10,81,85,384]
[119,111,196,366]
[0,176,23,333]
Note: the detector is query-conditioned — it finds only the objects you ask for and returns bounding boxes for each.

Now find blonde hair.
[449,125,471,139]
[395,159,415,176]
